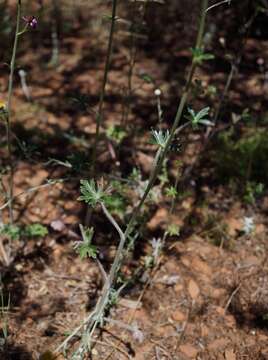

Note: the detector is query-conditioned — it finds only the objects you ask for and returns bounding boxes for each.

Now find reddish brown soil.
[0,1,268,359]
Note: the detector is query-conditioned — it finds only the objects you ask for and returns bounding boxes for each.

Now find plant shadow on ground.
[1,268,27,308]
[1,242,52,307]
[229,304,268,332]
[0,343,34,360]
[228,290,268,334]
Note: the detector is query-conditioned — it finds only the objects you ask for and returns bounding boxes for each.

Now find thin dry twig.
[150,340,173,360]
[0,238,10,266]
[92,338,132,360]
[0,180,63,211]
[206,0,231,12]
[224,284,241,314]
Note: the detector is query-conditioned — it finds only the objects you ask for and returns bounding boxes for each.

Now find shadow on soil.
[0,343,34,360]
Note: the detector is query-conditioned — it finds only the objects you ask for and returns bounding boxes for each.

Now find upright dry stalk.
[85,0,118,226]
[6,0,22,223]
[50,0,60,66]
[121,1,137,125]
[109,0,210,317]
[90,0,118,171]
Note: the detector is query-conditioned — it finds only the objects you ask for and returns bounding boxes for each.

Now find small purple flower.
[22,16,38,29]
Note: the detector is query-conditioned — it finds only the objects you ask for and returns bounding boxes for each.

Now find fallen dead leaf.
[191,256,212,276]
[211,288,226,299]
[172,310,186,322]
[181,255,191,268]
[255,223,265,235]
[27,169,49,187]
[208,337,229,351]
[179,344,199,358]
[215,306,225,316]
[119,298,142,309]
[188,279,200,300]
[181,197,194,210]
[225,349,236,360]
[147,208,168,231]
[174,283,184,293]
[201,324,209,337]
[225,314,236,328]
[258,334,268,342]
[227,218,243,237]
[136,151,154,174]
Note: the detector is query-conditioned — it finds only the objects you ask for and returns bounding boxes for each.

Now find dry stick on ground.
[85,0,118,227]
[0,239,10,266]
[55,0,209,356]
[174,306,190,353]
[155,346,162,360]
[90,338,132,360]
[0,178,8,225]
[0,180,63,212]
[151,340,173,360]
[101,340,132,360]
[224,284,241,314]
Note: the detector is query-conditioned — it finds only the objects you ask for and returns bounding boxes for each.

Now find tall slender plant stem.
[114,1,209,318]
[91,0,207,342]
[167,0,208,214]
[124,0,208,239]
[56,0,208,355]
[6,0,22,223]
[85,0,118,226]
[56,203,125,356]
[122,2,137,125]
[90,0,118,172]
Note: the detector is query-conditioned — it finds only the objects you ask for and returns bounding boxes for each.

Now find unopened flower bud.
[154,88,161,97]
[22,16,38,29]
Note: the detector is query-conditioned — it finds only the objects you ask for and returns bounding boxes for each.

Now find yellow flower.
[0,101,7,120]
[0,100,6,110]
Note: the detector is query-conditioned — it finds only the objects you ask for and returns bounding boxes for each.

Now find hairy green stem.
[6,0,21,223]
[116,0,208,294]
[90,0,208,342]
[195,0,209,50]
[74,203,125,356]
[57,0,208,355]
